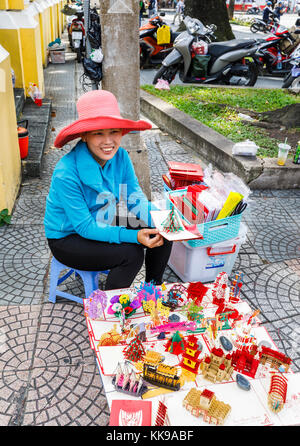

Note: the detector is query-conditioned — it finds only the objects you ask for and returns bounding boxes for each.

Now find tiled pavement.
[0,48,300,426]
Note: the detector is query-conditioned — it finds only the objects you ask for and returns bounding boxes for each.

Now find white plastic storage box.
[168,223,247,283]
[49,48,65,64]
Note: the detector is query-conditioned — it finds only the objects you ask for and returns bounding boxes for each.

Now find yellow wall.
[7,0,24,9]
[48,0,55,41]
[19,26,44,96]
[0,26,25,89]
[52,0,57,39]
[0,0,9,10]
[0,46,21,213]
[30,2,48,67]
[37,9,47,66]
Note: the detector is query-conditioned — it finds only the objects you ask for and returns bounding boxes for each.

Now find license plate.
[72,31,82,39]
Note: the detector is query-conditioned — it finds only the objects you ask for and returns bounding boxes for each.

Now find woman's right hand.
[137,228,164,248]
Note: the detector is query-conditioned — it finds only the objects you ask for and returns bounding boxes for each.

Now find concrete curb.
[20,98,52,178]
[140,89,300,189]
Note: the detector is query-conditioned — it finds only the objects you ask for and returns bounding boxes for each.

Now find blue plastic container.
[166,188,242,248]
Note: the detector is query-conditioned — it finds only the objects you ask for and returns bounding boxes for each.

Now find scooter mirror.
[160,12,165,16]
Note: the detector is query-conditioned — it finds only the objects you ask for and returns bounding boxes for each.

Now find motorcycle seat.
[170,31,181,42]
[208,39,257,58]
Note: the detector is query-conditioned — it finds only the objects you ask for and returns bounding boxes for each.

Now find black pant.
[47,231,173,290]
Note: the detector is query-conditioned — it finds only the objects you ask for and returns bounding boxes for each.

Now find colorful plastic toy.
[123,335,146,362]
[164,331,186,356]
[97,324,121,347]
[107,293,141,319]
[85,289,108,320]
[179,335,202,377]
[162,283,188,310]
[187,281,209,306]
[143,362,181,391]
[161,206,184,233]
[200,347,234,383]
[112,363,148,397]
[268,373,288,413]
[136,281,164,312]
[183,388,231,425]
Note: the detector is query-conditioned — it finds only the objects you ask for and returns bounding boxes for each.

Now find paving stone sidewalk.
[0,51,299,426]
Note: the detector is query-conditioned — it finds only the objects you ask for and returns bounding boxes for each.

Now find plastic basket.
[166,188,242,248]
[50,49,65,64]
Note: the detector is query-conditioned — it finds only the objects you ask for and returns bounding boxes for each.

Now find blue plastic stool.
[49,256,109,305]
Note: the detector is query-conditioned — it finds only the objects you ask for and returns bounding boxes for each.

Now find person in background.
[273,1,285,20]
[139,0,145,26]
[251,1,259,13]
[172,0,184,24]
[262,1,274,24]
[148,0,156,17]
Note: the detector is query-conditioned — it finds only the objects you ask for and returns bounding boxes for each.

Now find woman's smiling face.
[83,128,123,166]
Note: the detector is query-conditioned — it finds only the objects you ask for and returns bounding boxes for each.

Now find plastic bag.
[88,21,101,49]
[155,78,170,90]
[157,25,171,45]
[27,82,42,106]
[82,57,102,82]
[90,48,103,63]
[232,139,258,157]
[191,40,208,55]
[203,165,251,202]
[191,55,211,78]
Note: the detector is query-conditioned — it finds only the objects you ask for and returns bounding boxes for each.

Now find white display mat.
[84,282,300,426]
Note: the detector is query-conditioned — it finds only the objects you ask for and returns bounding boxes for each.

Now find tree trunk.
[228,0,235,20]
[184,0,235,41]
[259,104,300,128]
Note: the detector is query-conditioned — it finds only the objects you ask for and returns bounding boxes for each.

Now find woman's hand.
[137,228,164,248]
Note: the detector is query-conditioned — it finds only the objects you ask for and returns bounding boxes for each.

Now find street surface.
[0,30,299,426]
[140,11,300,88]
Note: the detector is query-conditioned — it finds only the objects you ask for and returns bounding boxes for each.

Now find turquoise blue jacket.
[44,141,156,244]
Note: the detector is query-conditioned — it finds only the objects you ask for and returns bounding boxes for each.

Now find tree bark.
[184,0,235,41]
[259,104,300,128]
[228,0,235,20]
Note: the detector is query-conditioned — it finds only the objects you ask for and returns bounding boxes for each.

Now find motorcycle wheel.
[250,23,260,33]
[290,77,300,90]
[282,73,293,88]
[245,62,258,86]
[224,61,258,87]
[283,74,300,89]
[152,65,179,85]
[140,48,148,69]
[76,47,82,63]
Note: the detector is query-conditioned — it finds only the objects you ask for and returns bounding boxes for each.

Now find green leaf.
[0,208,9,217]
[0,208,12,225]
[3,215,11,224]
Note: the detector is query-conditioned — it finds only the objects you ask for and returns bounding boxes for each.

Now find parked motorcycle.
[282,41,300,88]
[153,17,259,87]
[255,23,299,76]
[250,16,279,33]
[247,6,261,15]
[66,10,85,62]
[140,13,180,68]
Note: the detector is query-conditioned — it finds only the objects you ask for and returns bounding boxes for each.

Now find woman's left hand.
[137,228,164,248]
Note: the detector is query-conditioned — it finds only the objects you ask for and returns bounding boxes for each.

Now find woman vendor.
[44,89,172,290]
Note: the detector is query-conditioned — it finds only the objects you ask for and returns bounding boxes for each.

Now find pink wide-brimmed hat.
[54,89,152,148]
